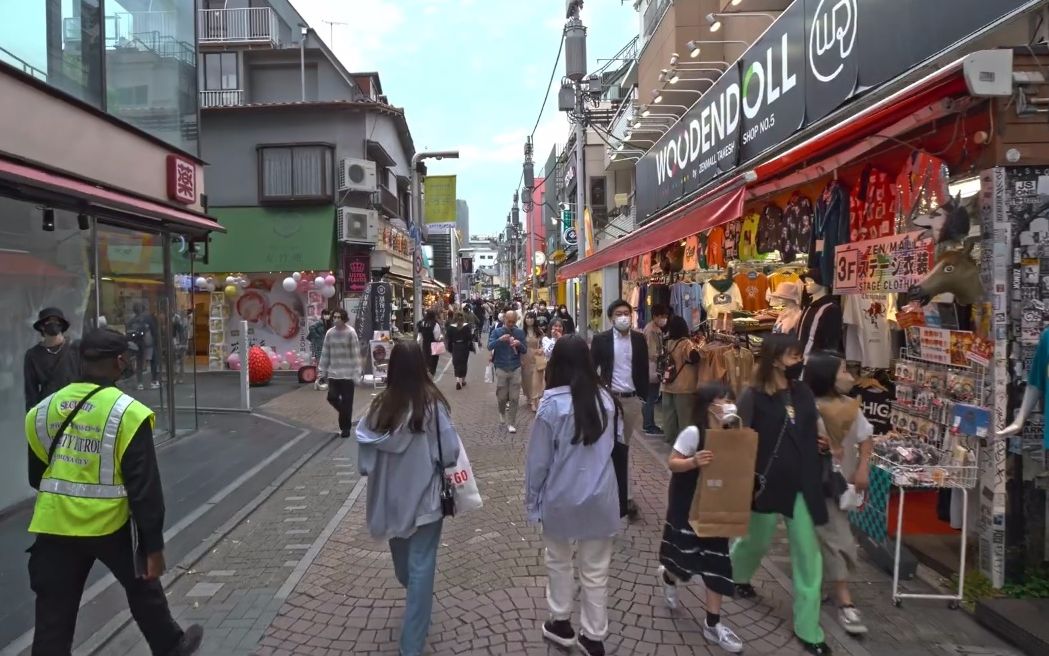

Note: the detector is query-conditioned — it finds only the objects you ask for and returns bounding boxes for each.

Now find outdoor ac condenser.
[338,208,379,244]
[338,158,378,193]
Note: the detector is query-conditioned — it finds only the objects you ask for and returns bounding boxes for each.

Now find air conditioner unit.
[337,208,379,244]
[338,158,378,193]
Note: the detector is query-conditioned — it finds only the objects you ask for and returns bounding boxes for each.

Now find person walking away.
[417,310,442,376]
[171,309,192,385]
[590,300,648,521]
[526,335,623,656]
[661,315,701,444]
[462,304,481,348]
[805,352,872,636]
[554,304,576,335]
[24,307,80,412]
[642,304,669,435]
[730,334,831,655]
[446,311,474,390]
[488,310,527,433]
[657,382,744,653]
[318,309,362,438]
[25,328,203,655]
[542,319,564,358]
[127,303,159,391]
[354,341,460,656]
[522,312,545,412]
[308,310,333,389]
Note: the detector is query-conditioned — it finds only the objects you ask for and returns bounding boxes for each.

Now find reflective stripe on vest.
[99,394,134,485]
[39,479,128,499]
[34,393,57,455]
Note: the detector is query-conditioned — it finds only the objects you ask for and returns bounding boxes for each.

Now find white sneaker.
[656,566,678,609]
[507,425,517,434]
[703,622,744,653]
[838,605,868,635]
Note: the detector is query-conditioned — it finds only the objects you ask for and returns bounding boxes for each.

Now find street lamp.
[411,149,460,325]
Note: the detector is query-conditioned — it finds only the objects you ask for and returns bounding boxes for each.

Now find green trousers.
[662,392,697,444]
[731,493,825,644]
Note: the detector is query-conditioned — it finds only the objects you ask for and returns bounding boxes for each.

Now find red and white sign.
[166,155,197,205]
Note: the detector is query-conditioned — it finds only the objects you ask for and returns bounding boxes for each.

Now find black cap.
[80,328,130,361]
[803,268,825,287]
[33,307,70,333]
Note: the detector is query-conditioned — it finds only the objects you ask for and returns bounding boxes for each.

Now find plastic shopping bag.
[484,362,494,384]
[445,436,482,514]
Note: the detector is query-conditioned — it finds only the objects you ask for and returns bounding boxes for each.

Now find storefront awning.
[193,206,334,273]
[0,155,223,235]
[557,180,746,280]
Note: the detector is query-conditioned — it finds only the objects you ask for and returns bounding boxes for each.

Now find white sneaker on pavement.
[838,605,868,635]
[703,622,744,653]
[656,566,678,609]
[507,425,517,434]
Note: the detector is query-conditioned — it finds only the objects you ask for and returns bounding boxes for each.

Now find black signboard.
[739,0,806,162]
[633,0,1034,225]
[371,281,392,333]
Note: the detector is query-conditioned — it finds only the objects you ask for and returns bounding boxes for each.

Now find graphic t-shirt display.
[697,233,709,269]
[723,219,742,262]
[896,150,949,231]
[706,227,726,269]
[739,213,761,260]
[759,203,783,254]
[684,235,700,270]
[1027,328,1049,449]
[852,166,896,242]
[702,278,743,317]
[843,293,896,369]
[733,271,769,312]
[781,193,814,263]
[852,382,895,436]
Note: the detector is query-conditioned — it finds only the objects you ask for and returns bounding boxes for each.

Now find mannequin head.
[803,269,828,301]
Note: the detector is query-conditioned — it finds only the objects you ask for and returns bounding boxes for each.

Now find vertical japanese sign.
[345,253,370,295]
[370,281,392,333]
[423,175,457,233]
[832,231,933,295]
[166,155,197,205]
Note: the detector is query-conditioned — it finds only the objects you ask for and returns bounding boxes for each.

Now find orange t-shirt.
[733,271,769,312]
[706,227,726,269]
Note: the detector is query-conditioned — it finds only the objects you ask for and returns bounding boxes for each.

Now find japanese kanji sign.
[833,231,933,295]
[166,155,197,205]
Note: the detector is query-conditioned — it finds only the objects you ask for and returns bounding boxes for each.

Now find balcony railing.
[374,184,400,219]
[642,0,670,38]
[199,7,279,46]
[200,89,244,108]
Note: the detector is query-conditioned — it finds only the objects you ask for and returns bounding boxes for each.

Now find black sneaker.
[735,582,758,598]
[455,381,462,390]
[643,425,663,435]
[541,620,576,648]
[169,624,203,655]
[578,635,606,656]
[797,636,832,655]
[339,430,351,439]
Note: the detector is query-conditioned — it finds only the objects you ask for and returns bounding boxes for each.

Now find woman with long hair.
[554,304,576,335]
[525,335,623,656]
[355,341,460,656]
[730,333,830,655]
[416,309,441,376]
[804,351,872,636]
[657,382,744,653]
[661,315,701,445]
[445,310,474,390]
[521,311,545,412]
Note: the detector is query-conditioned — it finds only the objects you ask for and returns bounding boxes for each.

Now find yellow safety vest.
[25,383,154,537]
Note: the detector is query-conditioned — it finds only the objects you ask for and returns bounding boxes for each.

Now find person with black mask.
[554,305,576,335]
[730,334,831,656]
[24,307,80,411]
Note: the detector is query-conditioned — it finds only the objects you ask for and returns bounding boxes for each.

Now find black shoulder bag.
[434,410,456,518]
[46,385,108,463]
[610,401,629,518]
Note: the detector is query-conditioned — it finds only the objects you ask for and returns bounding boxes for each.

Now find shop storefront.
[560,0,1048,594]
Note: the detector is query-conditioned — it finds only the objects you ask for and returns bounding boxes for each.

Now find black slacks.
[326,378,356,434]
[28,525,182,656]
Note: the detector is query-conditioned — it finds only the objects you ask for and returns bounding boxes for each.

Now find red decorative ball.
[247,346,274,386]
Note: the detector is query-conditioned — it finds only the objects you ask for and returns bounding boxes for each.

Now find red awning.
[0,156,224,234]
[558,181,746,280]
[0,251,76,278]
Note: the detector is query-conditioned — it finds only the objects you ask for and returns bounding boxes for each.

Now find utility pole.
[564,0,589,338]
[411,150,460,325]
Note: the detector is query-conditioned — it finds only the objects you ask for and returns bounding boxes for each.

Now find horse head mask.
[907,237,984,306]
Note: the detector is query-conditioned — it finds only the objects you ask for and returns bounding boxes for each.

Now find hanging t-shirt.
[843,293,896,369]
[684,235,700,270]
[733,271,769,312]
[697,233,709,269]
[758,203,783,254]
[780,194,813,263]
[896,150,949,231]
[739,213,761,260]
[641,252,653,277]
[851,165,896,242]
[852,382,894,436]
[702,278,743,317]
[766,271,801,299]
[1026,328,1049,449]
[723,219,742,262]
[706,227,726,269]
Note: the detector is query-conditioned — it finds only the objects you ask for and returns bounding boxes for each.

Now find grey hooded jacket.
[355,403,460,540]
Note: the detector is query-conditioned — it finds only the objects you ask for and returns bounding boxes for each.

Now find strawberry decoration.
[247,346,273,386]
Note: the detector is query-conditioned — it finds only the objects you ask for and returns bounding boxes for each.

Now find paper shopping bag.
[688,426,759,538]
[445,436,483,514]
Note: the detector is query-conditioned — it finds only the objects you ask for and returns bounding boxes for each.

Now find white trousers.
[543,535,614,641]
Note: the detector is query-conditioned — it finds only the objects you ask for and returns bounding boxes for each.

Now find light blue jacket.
[355,403,460,540]
[525,386,623,541]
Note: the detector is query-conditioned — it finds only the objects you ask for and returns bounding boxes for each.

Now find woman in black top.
[554,305,576,335]
[445,310,474,390]
[416,310,441,376]
[730,334,830,656]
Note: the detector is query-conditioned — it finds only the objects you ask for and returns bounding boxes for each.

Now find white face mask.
[613,316,631,331]
[710,402,738,426]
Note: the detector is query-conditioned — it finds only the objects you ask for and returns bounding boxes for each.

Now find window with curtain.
[258,145,333,203]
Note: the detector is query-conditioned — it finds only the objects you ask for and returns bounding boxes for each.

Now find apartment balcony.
[199,7,279,47]
[373,184,401,219]
[641,0,670,39]
[200,89,244,108]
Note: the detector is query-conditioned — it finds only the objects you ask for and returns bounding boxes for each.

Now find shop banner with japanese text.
[832,231,933,295]
[423,175,457,233]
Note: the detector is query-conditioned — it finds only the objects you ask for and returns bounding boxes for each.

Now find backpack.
[127,316,151,347]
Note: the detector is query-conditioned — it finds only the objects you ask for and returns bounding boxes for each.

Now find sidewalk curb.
[75,414,336,656]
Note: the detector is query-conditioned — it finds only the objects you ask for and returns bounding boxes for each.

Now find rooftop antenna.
[321,19,349,47]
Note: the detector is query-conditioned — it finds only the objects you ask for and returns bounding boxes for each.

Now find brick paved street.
[95,351,1023,656]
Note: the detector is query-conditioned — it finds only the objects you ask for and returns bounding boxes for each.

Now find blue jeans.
[642,383,660,430]
[389,519,443,656]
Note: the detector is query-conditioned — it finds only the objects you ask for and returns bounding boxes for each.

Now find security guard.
[25,328,202,656]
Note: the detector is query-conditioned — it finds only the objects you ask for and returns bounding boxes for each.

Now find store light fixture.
[706,11,777,33]
[686,39,750,58]
[41,208,55,232]
[948,176,981,199]
[652,89,664,104]
[77,213,90,230]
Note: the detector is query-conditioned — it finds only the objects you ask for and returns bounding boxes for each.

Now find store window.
[258,145,334,203]
[204,52,238,90]
[0,0,105,106]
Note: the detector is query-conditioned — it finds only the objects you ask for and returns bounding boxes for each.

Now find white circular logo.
[808,0,857,83]
[563,227,578,245]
